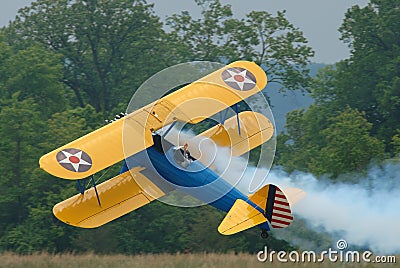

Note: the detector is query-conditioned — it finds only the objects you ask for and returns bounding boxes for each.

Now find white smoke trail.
[163,126,400,254]
[256,164,400,254]
[209,141,400,254]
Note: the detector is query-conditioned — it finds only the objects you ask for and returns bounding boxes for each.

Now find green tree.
[391,130,400,156]
[277,104,385,177]
[0,105,103,253]
[8,0,176,114]
[0,42,66,117]
[335,0,400,152]
[167,0,235,61]
[277,63,384,178]
[318,107,385,177]
[0,97,44,241]
[167,0,314,91]
[277,102,334,174]
[278,0,400,175]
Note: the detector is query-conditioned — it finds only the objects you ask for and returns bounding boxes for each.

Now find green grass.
[0,252,397,268]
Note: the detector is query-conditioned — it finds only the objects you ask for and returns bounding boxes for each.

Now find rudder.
[249,184,294,229]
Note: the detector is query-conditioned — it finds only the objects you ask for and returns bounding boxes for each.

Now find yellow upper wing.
[161,61,267,124]
[39,61,267,179]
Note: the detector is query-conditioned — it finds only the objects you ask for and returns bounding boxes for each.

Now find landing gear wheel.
[261,230,269,239]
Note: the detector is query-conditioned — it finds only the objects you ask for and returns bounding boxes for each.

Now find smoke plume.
[265,164,400,254]
[166,127,400,254]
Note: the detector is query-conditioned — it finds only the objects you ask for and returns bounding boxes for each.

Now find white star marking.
[58,150,92,172]
[224,69,256,90]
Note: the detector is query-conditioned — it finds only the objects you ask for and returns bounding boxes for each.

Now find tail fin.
[217,184,304,235]
[249,184,294,229]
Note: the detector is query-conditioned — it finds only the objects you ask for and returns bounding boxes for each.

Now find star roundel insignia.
[221,67,257,91]
[56,148,92,172]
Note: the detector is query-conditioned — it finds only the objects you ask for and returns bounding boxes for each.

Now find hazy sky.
[1,0,369,63]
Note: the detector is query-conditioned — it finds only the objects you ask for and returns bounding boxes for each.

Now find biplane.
[39,61,305,238]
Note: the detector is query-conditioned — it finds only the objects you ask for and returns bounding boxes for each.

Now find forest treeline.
[0,0,398,254]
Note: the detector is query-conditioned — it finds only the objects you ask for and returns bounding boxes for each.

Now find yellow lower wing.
[53,168,166,228]
[218,199,267,235]
[199,111,274,156]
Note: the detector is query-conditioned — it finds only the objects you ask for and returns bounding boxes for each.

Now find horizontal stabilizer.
[53,168,165,228]
[199,111,273,156]
[284,187,306,205]
[218,199,267,235]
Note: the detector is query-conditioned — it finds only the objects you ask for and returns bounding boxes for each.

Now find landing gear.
[260,229,269,239]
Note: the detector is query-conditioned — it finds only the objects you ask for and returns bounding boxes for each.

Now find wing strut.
[219,109,229,124]
[162,120,177,138]
[234,104,241,136]
[77,179,86,194]
[90,176,102,207]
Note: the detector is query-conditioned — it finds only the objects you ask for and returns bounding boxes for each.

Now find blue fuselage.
[124,139,262,214]
[150,147,249,212]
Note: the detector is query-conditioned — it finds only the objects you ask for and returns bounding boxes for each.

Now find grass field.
[0,252,397,268]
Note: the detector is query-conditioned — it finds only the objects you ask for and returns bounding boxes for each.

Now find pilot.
[173,143,192,168]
